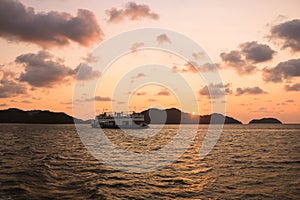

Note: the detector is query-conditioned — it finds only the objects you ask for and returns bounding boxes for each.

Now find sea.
[0,124,299,199]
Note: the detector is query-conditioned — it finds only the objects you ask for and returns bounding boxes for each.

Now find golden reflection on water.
[0,124,299,199]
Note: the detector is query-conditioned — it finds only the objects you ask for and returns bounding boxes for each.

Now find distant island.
[0,107,242,124]
[0,108,282,125]
[141,108,242,124]
[0,108,88,124]
[249,118,282,124]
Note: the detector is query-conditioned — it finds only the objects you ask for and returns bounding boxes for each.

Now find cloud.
[199,83,232,99]
[156,89,170,96]
[148,98,156,101]
[156,34,172,44]
[106,2,159,23]
[16,50,74,87]
[60,101,72,105]
[284,83,300,91]
[135,92,147,96]
[192,51,205,60]
[220,50,257,75]
[74,63,101,81]
[286,99,294,103]
[220,50,244,65]
[21,100,32,103]
[183,61,198,73]
[262,58,300,82]
[271,19,300,52]
[0,0,103,48]
[172,62,217,74]
[85,96,112,102]
[235,86,267,96]
[240,41,276,63]
[130,72,146,83]
[131,42,144,53]
[220,41,275,75]
[0,103,8,107]
[198,62,218,72]
[0,68,27,98]
[0,79,27,98]
[94,96,112,101]
[83,53,100,63]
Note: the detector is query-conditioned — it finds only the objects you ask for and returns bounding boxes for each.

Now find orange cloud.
[156,89,170,96]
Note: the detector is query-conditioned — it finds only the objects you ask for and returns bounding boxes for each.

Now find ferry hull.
[92,124,149,129]
[99,124,149,129]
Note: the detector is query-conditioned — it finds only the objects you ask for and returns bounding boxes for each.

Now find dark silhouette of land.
[0,107,283,124]
[141,108,242,124]
[0,108,87,124]
[249,118,282,124]
[0,107,242,124]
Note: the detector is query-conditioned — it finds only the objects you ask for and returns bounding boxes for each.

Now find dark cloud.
[199,83,232,99]
[235,87,267,96]
[262,58,300,82]
[220,50,257,75]
[271,19,300,52]
[16,51,100,87]
[106,2,159,23]
[0,103,8,107]
[220,41,275,75]
[156,34,171,44]
[240,41,276,63]
[0,79,27,98]
[16,51,74,87]
[0,0,103,48]
[0,68,27,98]
[74,63,101,81]
[284,83,300,91]
[220,50,244,65]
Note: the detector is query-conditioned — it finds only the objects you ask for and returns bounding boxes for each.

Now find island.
[0,107,242,124]
[141,108,242,124]
[249,118,282,124]
[0,108,88,124]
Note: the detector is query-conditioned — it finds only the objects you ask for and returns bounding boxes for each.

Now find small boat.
[91,111,149,129]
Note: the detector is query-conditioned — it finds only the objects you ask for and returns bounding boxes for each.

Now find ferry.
[91,111,149,129]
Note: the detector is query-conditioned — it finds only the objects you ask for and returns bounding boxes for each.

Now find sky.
[0,0,299,123]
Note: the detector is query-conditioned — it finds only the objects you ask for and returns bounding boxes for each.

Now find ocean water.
[0,124,299,199]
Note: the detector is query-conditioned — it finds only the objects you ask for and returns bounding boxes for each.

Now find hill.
[0,108,87,124]
[0,107,242,124]
[141,108,242,124]
[249,118,282,124]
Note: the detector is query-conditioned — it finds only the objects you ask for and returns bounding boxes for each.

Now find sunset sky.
[0,0,299,123]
